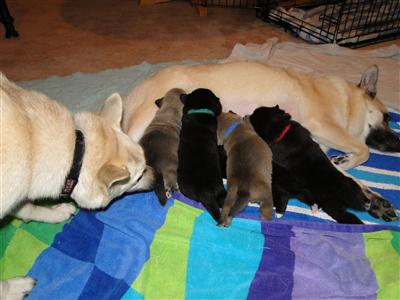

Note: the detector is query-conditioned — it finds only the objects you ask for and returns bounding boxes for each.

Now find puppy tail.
[229,190,250,218]
[153,171,168,206]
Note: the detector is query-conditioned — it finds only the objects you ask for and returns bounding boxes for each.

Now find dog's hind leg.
[218,184,238,227]
[253,184,273,221]
[319,201,363,224]
[336,170,399,222]
[216,186,227,208]
[308,120,369,170]
[153,171,168,206]
[162,169,179,200]
[14,202,76,223]
[202,200,221,223]
[272,184,290,216]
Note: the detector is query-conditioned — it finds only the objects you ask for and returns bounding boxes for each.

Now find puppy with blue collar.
[217,111,273,226]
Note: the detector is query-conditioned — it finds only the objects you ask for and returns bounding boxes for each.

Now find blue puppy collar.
[223,119,241,139]
[187,108,215,116]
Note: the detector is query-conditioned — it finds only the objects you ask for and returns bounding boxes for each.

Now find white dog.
[122,61,399,170]
[0,73,153,300]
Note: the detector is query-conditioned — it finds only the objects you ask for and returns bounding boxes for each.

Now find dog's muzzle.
[366,127,400,152]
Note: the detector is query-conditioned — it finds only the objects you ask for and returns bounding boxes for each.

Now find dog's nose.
[366,127,400,152]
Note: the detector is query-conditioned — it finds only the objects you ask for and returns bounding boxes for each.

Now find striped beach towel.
[0,112,398,299]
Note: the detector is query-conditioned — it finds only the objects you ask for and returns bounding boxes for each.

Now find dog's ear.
[155,98,163,108]
[180,93,187,104]
[98,164,130,189]
[359,65,379,98]
[98,93,123,128]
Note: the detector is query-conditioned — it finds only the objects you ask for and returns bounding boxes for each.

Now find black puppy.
[249,106,399,224]
[177,88,226,222]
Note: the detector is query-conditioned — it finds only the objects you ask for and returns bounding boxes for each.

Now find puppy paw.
[368,198,399,222]
[48,203,76,223]
[2,276,36,300]
[311,204,320,215]
[165,189,173,199]
[217,216,232,227]
[165,183,179,199]
[260,213,273,221]
[331,154,355,170]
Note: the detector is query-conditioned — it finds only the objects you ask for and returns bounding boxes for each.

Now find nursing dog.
[123,61,400,170]
[177,88,226,222]
[217,112,273,226]
[139,88,185,206]
[249,106,399,224]
[0,73,153,300]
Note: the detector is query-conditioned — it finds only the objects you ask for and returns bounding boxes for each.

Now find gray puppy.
[139,88,185,205]
[217,111,274,226]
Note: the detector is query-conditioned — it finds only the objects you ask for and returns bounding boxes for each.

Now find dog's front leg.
[0,277,36,300]
[13,202,76,223]
[308,121,369,170]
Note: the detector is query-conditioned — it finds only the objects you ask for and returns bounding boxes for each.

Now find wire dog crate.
[259,0,400,48]
[190,0,400,48]
[190,0,329,10]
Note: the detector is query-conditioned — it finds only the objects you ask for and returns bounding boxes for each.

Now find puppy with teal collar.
[217,111,273,226]
[177,88,226,222]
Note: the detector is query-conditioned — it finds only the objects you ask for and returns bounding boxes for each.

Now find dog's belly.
[124,62,312,140]
[223,100,299,120]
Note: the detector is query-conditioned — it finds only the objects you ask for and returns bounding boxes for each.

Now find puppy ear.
[275,105,280,109]
[155,98,163,108]
[98,93,123,128]
[180,94,187,104]
[98,164,130,189]
[359,65,379,98]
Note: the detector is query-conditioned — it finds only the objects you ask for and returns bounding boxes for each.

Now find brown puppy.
[217,112,273,226]
[139,88,185,205]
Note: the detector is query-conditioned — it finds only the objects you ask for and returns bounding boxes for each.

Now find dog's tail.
[153,171,168,206]
[229,190,251,218]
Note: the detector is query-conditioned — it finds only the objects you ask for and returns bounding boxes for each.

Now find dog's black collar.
[60,130,85,199]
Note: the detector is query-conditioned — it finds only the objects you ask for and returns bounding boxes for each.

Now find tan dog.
[123,61,399,170]
[0,73,153,300]
[217,112,273,226]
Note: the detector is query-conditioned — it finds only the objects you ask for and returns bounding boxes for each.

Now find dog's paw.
[311,204,320,215]
[217,216,232,227]
[368,197,399,222]
[1,276,36,300]
[165,189,173,199]
[331,154,355,170]
[48,203,76,223]
[165,183,179,199]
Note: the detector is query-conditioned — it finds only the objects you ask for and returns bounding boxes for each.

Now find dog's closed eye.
[134,168,147,184]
